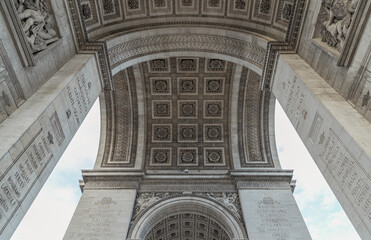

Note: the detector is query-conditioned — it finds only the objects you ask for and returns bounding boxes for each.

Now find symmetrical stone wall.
[1,0,370,239]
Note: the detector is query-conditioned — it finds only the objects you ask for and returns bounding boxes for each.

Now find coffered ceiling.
[141,57,233,169]
[78,0,294,40]
[144,213,231,240]
[100,56,275,169]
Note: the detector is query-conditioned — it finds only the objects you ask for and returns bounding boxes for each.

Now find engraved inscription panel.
[319,129,371,219]
[257,197,292,239]
[0,128,55,234]
[66,74,92,127]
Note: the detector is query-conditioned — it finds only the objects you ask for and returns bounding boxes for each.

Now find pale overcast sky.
[10,99,361,240]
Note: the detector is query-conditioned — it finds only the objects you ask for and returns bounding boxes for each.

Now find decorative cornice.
[101,67,138,167]
[80,172,144,191]
[66,0,114,90]
[261,0,307,91]
[66,0,308,91]
[237,68,275,167]
[236,180,291,189]
[231,170,293,190]
[139,178,236,193]
[108,34,266,70]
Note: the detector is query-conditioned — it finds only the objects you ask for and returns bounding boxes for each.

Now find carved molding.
[101,67,138,167]
[236,180,291,189]
[65,0,113,90]
[109,34,266,70]
[81,174,142,191]
[238,68,274,167]
[139,178,236,193]
[233,173,293,190]
[261,0,307,91]
[65,0,308,91]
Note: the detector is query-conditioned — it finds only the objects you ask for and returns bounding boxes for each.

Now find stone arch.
[96,47,280,169]
[106,27,270,75]
[127,196,248,240]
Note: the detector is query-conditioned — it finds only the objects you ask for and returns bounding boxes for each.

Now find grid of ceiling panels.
[141,57,233,169]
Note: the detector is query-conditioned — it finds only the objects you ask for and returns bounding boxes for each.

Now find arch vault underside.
[0,0,370,239]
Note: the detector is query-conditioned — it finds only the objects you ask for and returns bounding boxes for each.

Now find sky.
[10,99,361,240]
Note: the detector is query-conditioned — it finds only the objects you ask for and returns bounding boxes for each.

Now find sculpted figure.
[207,193,240,217]
[320,0,359,51]
[14,0,57,53]
[133,193,169,219]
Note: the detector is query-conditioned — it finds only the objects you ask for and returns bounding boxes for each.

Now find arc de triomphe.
[0,0,370,239]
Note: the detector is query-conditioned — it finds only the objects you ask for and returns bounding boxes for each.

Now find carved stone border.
[80,172,143,191]
[108,33,266,70]
[139,178,236,193]
[237,68,275,167]
[261,0,307,91]
[101,67,138,167]
[232,171,293,190]
[65,0,114,90]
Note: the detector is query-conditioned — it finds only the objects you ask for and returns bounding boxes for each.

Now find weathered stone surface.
[63,189,136,240]
[272,54,371,238]
[239,189,311,240]
[0,1,369,239]
[0,54,101,238]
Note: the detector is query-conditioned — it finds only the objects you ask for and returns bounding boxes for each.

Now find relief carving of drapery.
[319,0,359,51]
[13,0,58,53]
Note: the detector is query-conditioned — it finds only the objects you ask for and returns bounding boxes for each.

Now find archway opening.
[144,213,231,240]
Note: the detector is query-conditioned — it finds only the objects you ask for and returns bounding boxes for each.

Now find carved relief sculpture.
[81,3,92,20]
[260,0,271,14]
[132,192,243,222]
[132,193,170,219]
[13,0,58,53]
[319,0,359,51]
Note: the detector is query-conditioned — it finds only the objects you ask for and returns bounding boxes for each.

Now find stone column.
[63,172,142,240]
[234,172,311,240]
[0,54,102,239]
[272,54,371,239]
